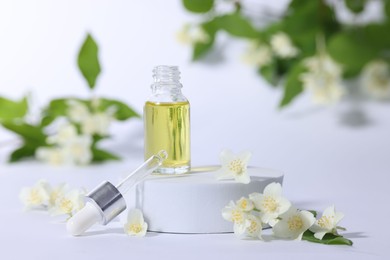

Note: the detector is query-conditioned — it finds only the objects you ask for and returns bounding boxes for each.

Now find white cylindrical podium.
[122,167,284,233]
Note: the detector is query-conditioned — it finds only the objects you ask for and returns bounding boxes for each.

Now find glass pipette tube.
[116,150,168,194]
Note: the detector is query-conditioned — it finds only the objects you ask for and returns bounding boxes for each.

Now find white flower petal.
[215,168,233,180]
[270,32,299,58]
[300,210,316,230]
[241,41,272,67]
[248,192,263,209]
[362,60,390,99]
[272,218,291,238]
[219,149,235,165]
[233,220,249,236]
[334,211,344,224]
[322,205,335,217]
[67,100,91,123]
[238,151,252,164]
[278,197,292,215]
[263,182,282,197]
[128,209,144,223]
[235,173,250,184]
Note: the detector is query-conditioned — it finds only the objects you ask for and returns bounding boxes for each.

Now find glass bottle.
[144,65,190,174]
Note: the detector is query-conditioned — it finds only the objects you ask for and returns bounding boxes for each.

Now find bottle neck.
[150,66,186,102]
[153,65,181,85]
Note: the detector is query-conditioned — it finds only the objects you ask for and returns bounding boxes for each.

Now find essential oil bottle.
[144,65,190,174]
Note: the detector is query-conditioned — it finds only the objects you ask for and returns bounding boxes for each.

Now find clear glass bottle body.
[144,66,190,174]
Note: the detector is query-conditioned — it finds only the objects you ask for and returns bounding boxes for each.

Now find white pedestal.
[122,166,284,234]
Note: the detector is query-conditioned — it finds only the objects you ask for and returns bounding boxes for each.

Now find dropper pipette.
[67,150,168,236]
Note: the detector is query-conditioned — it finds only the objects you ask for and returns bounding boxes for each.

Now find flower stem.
[336,226,347,231]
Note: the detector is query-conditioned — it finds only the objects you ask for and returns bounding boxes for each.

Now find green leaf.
[9,144,37,162]
[192,18,220,60]
[386,1,390,18]
[99,98,140,120]
[363,23,390,50]
[328,32,378,77]
[0,96,28,121]
[303,230,353,246]
[92,147,120,162]
[260,22,284,40]
[283,1,339,57]
[41,98,70,126]
[345,0,366,14]
[279,62,306,108]
[258,62,279,87]
[219,13,258,38]
[1,122,46,146]
[78,33,101,89]
[182,0,214,13]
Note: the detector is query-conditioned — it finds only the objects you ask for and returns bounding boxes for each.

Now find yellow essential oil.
[144,101,190,174]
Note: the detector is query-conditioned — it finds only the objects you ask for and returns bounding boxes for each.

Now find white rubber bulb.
[67,202,102,236]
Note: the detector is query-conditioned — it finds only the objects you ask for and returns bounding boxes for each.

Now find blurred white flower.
[47,124,78,145]
[241,40,272,67]
[273,207,316,240]
[81,113,112,136]
[62,135,93,165]
[19,180,50,210]
[216,149,251,184]
[67,100,91,123]
[310,206,345,240]
[90,96,101,110]
[36,147,71,166]
[124,209,148,237]
[301,53,344,105]
[249,182,291,226]
[47,183,69,209]
[50,189,86,217]
[270,32,299,59]
[222,201,249,236]
[176,23,210,45]
[361,60,390,99]
[236,197,254,212]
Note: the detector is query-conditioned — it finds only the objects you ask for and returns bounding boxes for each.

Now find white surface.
[0,0,389,259]
[121,167,283,233]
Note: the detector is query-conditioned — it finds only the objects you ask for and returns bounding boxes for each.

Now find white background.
[0,0,389,259]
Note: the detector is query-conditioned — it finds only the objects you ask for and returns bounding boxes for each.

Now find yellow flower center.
[262,196,278,213]
[29,189,43,205]
[59,198,73,214]
[247,219,259,234]
[231,209,244,224]
[129,224,143,234]
[228,159,245,175]
[318,215,334,229]
[240,200,247,209]
[288,215,303,231]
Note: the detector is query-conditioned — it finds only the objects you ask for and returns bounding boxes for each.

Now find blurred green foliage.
[181,0,390,107]
[0,34,139,163]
